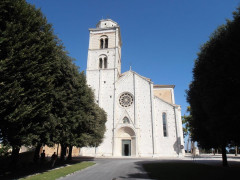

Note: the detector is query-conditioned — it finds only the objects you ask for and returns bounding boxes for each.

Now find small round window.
[119,92,133,107]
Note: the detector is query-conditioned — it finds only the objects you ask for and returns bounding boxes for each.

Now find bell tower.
[86,19,122,156]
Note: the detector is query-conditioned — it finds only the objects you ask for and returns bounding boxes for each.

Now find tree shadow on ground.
[114,159,240,180]
[197,154,240,159]
[0,156,95,180]
[117,160,152,179]
[140,160,240,180]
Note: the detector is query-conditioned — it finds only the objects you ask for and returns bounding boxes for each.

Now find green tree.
[0,0,66,164]
[187,7,240,167]
[182,106,191,138]
[65,103,106,160]
[0,0,107,165]
[66,87,107,160]
[182,106,192,153]
[84,104,107,147]
[0,144,11,157]
[52,61,106,160]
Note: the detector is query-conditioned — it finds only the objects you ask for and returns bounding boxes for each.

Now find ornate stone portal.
[115,127,136,156]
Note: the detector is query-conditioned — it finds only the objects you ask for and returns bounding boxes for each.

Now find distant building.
[81,19,185,157]
[40,145,80,158]
[20,145,80,158]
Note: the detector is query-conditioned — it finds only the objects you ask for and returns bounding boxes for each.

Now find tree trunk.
[221,144,228,167]
[57,143,59,156]
[67,146,73,160]
[235,146,238,156]
[186,138,190,153]
[10,146,20,169]
[191,141,194,154]
[33,144,42,162]
[60,144,66,161]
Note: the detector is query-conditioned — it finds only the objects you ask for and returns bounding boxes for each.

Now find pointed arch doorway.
[115,126,136,156]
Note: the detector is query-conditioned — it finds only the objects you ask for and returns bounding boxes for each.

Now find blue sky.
[27,0,239,120]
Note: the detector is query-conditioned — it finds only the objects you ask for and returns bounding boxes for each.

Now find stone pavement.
[60,158,151,180]
[59,154,240,180]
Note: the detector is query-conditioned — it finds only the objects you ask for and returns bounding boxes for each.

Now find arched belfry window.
[104,57,107,68]
[99,55,107,69]
[105,38,108,48]
[123,117,130,124]
[162,112,168,137]
[100,39,104,49]
[100,36,108,49]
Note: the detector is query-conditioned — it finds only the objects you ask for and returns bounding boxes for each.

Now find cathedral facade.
[81,19,185,157]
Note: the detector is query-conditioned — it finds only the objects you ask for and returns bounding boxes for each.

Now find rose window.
[119,92,133,107]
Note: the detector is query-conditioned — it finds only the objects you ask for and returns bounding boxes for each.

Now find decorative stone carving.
[119,92,134,107]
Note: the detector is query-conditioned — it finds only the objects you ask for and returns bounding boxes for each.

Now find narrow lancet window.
[104,57,107,69]
[105,38,108,48]
[99,58,103,69]
[100,39,104,49]
[162,112,168,137]
[123,117,130,124]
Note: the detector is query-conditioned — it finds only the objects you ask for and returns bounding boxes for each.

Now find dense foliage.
[187,7,240,166]
[182,106,193,153]
[182,106,192,138]
[0,144,11,157]
[0,0,106,164]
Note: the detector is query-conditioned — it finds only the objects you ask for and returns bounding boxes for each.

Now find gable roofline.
[119,70,152,83]
[154,85,175,89]
[154,95,174,106]
[154,95,181,108]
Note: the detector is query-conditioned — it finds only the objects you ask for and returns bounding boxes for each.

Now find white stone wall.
[115,71,154,157]
[87,49,116,70]
[82,19,185,158]
[114,72,136,156]
[89,31,116,50]
[83,69,116,156]
[174,105,185,156]
[87,29,121,76]
[83,21,122,157]
[115,72,135,124]
[153,97,179,156]
[84,69,185,157]
[134,74,154,156]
